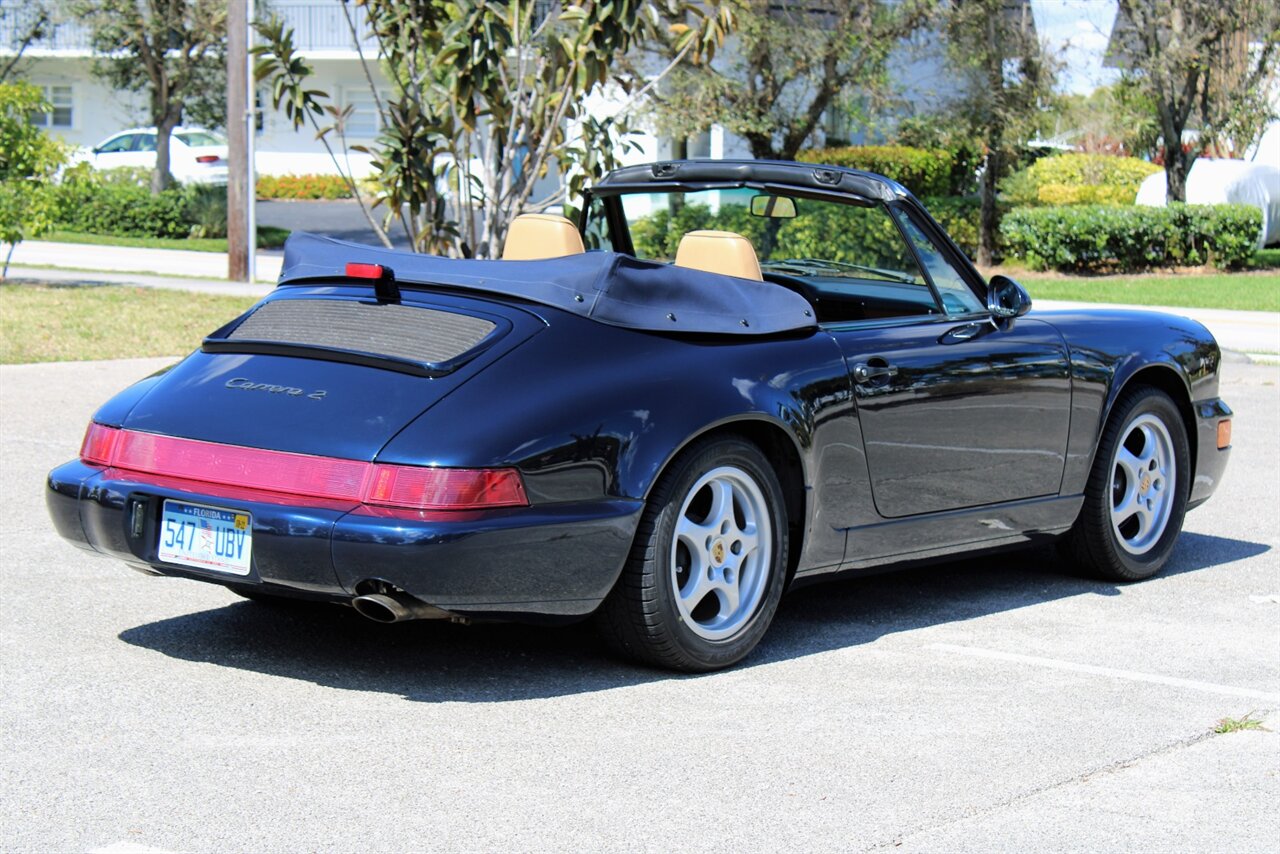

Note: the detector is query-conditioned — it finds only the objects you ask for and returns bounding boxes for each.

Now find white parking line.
[930,643,1280,703]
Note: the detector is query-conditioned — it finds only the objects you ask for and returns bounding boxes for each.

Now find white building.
[2,0,394,176]
[3,0,980,179]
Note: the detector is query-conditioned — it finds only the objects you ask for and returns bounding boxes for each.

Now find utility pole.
[227,0,248,281]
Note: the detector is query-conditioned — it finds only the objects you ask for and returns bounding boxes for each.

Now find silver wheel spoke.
[715,576,741,618]
[679,562,712,608]
[706,479,735,532]
[1111,492,1138,528]
[1115,447,1143,485]
[675,514,717,554]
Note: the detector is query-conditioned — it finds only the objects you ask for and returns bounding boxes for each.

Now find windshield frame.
[582,182,990,324]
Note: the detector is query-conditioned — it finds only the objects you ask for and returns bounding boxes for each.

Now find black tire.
[1063,386,1190,581]
[595,436,790,672]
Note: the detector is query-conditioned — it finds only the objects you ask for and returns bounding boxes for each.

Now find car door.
[828,203,1072,519]
[127,132,159,171]
[91,133,138,170]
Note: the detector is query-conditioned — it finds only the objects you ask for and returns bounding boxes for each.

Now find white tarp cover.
[1136,158,1280,249]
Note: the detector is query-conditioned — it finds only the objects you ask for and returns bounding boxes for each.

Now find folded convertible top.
[278,232,817,337]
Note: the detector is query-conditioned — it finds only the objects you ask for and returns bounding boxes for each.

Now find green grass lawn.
[1251,248,1280,269]
[991,268,1280,312]
[39,226,291,252]
[0,284,257,364]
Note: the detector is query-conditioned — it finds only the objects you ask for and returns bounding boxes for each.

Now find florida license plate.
[157,500,253,575]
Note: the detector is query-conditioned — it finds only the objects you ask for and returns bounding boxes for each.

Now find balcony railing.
[0,1,375,54]
[2,1,560,55]
[1,5,93,53]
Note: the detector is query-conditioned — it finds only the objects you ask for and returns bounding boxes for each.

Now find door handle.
[853,362,898,384]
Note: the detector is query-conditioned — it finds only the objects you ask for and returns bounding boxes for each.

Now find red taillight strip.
[79,424,527,511]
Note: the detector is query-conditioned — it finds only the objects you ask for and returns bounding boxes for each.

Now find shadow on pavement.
[118,531,1268,703]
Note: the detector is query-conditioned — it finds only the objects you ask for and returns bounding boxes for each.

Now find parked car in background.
[76,127,228,184]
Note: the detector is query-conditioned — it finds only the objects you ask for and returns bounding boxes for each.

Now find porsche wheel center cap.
[711,540,726,565]
[1139,474,1152,493]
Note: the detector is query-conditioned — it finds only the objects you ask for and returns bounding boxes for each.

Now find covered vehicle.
[1136,157,1280,248]
[47,160,1234,671]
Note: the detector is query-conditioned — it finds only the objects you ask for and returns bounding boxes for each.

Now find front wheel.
[1064,386,1190,581]
[595,437,789,671]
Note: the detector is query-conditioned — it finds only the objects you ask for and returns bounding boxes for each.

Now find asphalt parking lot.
[1,355,1277,852]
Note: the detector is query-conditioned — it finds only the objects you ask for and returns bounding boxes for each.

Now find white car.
[82,127,229,185]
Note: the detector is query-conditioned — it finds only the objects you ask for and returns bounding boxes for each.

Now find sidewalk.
[4,240,1278,357]
[3,239,284,281]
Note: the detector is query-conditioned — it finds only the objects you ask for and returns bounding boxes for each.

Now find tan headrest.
[502,213,585,260]
[673,230,763,281]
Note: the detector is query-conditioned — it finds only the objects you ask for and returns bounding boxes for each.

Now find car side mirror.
[987,274,1031,320]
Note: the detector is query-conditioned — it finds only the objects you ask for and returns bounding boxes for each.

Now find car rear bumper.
[47,460,642,618]
[1188,397,1232,510]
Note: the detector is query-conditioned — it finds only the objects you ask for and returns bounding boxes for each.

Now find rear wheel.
[1064,386,1190,581]
[596,437,789,671]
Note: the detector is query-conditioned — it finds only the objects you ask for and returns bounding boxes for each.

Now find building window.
[29,85,74,129]
[340,89,382,140]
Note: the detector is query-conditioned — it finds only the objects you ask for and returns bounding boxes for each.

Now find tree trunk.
[152,109,182,195]
[978,147,1001,268]
[744,132,779,161]
[1163,118,1192,203]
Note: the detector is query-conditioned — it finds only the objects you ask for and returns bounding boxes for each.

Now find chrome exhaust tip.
[351,591,454,623]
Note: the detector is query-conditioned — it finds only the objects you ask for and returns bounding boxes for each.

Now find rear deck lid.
[118,289,543,460]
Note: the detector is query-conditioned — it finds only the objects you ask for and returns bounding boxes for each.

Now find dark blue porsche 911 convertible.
[47,160,1233,671]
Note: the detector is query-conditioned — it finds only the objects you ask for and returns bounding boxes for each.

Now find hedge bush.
[629,196,992,266]
[798,145,954,198]
[1001,203,1261,272]
[53,181,193,238]
[1001,153,1161,207]
[256,173,353,200]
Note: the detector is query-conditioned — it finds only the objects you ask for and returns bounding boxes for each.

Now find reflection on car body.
[47,159,1232,671]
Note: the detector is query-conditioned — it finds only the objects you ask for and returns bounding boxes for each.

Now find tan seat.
[673,230,763,281]
[502,213,585,260]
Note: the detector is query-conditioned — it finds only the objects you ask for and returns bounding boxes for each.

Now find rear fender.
[375,312,854,569]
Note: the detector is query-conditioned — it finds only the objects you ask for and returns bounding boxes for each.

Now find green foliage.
[93,166,156,188]
[1,82,68,268]
[254,1,733,256]
[50,169,222,239]
[0,81,67,182]
[629,198,989,267]
[183,184,227,238]
[922,196,987,260]
[53,182,193,238]
[798,146,955,197]
[892,115,983,195]
[1002,153,1162,207]
[1214,713,1267,734]
[1115,0,1280,199]
[648,0,928,161]
[1042,83,1161,158]
[255,173,354,200]
[1001,203,1262,272]
[941,0,1057,265]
